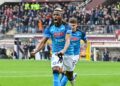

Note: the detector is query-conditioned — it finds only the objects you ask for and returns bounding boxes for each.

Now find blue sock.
[60,73,64,81]
[53,72,61,86]
[61,75,68,86]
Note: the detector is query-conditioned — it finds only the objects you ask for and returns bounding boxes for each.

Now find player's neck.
[72,29,77,32]
[55,21,62,27]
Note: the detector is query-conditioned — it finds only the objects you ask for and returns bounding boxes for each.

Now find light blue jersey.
[44,23,74,55]
[70,30,87,55]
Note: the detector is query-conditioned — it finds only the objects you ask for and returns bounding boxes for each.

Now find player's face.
[69,23,77,31]
[53,11,62,24]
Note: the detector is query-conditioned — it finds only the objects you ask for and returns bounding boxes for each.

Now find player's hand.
[31,51,36,57]
[56,52,64,63]
[58,49,65,55]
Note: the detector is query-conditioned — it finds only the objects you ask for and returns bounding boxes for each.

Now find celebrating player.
[60,17,87,86]
[31,8,72,86]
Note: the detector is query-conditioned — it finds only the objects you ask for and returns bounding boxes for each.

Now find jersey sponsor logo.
[54,32,64,37]
[71,37,79,41]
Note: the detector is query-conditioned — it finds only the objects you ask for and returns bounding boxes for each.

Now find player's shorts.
[51,53,63,68]
[63,55,79,71]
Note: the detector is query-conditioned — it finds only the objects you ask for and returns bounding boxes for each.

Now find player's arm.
[61,33,71,54]
[60,25,72,54]
[32,27,50,55]
[82,32,87,48]
[34,37,48,54]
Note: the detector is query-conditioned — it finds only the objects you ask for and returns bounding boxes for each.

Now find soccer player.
[60,17,87,86]
[31,8,73,86]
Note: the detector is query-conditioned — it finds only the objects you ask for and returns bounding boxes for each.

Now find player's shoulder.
[45,22,54,31]
[48,22,54,28]
[62,21,72,30]
[76,29,83,33]
[62,20,68,25]
[76,29,86,35]
[62,21,70,27]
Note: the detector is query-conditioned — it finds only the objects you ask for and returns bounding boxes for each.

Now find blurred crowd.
[0,1,120,34]
[13,38,51,60]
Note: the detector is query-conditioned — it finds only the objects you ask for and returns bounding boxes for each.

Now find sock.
[53,72,61,86]
[61,75,68,86]
[60,73,64,81]
[70,80,75,86]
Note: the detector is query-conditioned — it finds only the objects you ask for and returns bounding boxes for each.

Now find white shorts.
[51,53,63,68]
[63,55,79,71]
[51,54,79,71]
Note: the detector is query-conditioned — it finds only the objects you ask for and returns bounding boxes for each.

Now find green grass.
[0,60,120,86]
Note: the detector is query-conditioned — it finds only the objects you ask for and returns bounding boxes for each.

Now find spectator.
[23,43,29,59]
[0,1,119,34]
[43,43,51,60]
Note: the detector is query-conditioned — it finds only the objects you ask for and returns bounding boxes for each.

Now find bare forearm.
[34,42,45,53]
[62,34,71,53]
[34,38,48,54]
[84,40,87,49]
[63,39,70,52]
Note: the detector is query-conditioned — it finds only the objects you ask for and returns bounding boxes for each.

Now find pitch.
[0,60,120,86]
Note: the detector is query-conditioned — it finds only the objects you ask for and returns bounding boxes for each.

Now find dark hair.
[69,17,77,23]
